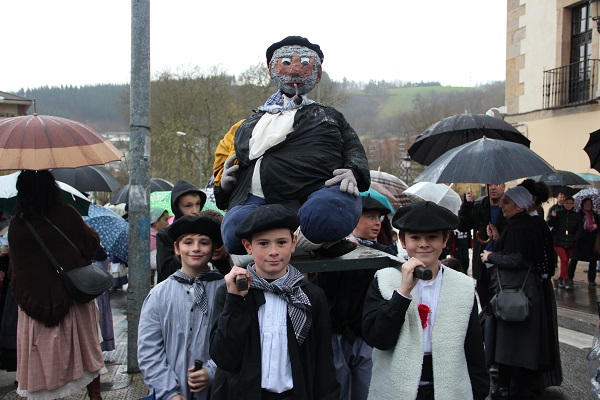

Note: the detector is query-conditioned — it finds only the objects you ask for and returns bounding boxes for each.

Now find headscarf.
[504,186,532,210]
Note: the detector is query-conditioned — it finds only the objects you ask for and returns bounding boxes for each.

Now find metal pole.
[128,0,151,373]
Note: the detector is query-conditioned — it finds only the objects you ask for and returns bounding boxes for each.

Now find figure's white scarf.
[368,267,475,400]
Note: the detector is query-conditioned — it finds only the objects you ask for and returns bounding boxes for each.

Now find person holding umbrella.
[548,197,580,289]
[568,197,600,287]
[8,171,105,399]
[458,183,509,308]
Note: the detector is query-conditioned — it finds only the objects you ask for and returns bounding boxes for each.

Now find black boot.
[87,376,102,400]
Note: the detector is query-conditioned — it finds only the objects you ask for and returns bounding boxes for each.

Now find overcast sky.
[1,0,507,92]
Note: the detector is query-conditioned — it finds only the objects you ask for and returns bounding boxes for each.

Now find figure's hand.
[486,223,499,241]
[188,366,210,393]
[465,190,474,203]
[225,266,251,297]
[551,210,557,217]
[220,155,239,193]
[325,169,359,197]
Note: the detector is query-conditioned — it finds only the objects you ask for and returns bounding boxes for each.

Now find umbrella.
[369,170,413,207]
[408,113,530,166]
[360,188,394,214]
[0,171,90,215]
[404,182,462,215]
[584,128,600,173]
[83,204,128,262]
[414,137,557,184]
[530,169,590,197]
[0,114,123,170]
[111,178,175,204]
[50,165,122,192]
[573,188,600,214]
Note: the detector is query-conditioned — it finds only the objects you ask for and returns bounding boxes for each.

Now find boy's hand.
[225,266,251,297]
[188,366,210,393]
[398,257,425,297]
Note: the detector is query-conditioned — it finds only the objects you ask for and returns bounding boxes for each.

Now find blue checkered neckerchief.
[258,91,314,114]
[349,233,374,247]
[170,269,223,314]
[247,263,312,346]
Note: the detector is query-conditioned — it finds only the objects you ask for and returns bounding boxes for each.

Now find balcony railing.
[543,59,599,109]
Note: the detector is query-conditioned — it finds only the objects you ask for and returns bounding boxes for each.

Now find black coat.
[547,209,580,248]
[215,104,370,210]
[458,196,509,280]
[573,210,600,262]
[485,212,553,371]
[209,283,340,400]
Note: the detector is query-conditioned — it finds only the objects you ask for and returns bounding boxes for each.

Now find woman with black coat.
[481,187,553,399]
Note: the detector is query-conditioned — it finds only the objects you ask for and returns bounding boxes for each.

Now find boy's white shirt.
[369,266,475,400]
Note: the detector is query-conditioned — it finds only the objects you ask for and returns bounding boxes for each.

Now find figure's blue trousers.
[221,186,362,255]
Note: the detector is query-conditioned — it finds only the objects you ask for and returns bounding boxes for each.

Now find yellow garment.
[213,119,244,186]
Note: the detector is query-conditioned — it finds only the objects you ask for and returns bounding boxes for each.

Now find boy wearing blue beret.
[209,204,340,400]
[362,202,489,400]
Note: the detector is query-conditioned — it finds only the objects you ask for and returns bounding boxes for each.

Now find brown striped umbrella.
[0,114,123,170]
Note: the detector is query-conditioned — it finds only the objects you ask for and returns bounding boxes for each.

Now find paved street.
[0,260,597,399]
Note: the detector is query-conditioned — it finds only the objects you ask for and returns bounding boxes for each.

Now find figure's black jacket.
[215,104,370,210]
[209,283,340,400]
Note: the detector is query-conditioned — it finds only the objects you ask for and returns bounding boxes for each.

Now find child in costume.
[213,36,369,257]
[209,204,340,400]
[362,202,489,400]
[138,215,224,400]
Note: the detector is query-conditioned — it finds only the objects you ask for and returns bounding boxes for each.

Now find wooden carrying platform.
[230,246,403,273]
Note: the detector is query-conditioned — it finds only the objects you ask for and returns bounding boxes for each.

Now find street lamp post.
[402,155,412,185]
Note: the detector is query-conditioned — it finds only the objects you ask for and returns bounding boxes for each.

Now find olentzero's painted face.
[270,45,322,97]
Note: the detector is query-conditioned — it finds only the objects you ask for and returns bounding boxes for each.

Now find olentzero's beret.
[392,201,459,232]
[168,215,223,247]
[235,204,300,239]
[266,36,324,67]
[361,195,391,215]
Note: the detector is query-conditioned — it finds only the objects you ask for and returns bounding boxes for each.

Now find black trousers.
[416,384,434,400]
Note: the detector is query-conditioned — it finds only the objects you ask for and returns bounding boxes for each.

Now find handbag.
[594,233,600,255]
[24,217,113,303]
[489,265,532,322]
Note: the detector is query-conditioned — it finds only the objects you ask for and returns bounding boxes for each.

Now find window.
[569,3,593,103]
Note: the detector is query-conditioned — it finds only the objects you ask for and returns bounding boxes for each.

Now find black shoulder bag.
[24,217,113,303]
[489,265,532,322]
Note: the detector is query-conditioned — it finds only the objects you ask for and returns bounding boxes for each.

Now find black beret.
[168,216,223,247]
[392,201,458,232]
[266,36,324,67]
[235,204,300,239]
[361,195,391,215]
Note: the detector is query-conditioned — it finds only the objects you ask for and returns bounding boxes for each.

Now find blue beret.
[168,216,223,247]
[392,201,458,232]
[235,204,300,239]
[266,36,324,67]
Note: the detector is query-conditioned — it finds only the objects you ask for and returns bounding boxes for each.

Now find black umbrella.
[584,128,600,173]
[530,170,590,187]
[408,113,530,166]
[111,178,174,204]
[50,165,122,192]
[414,137,556,184]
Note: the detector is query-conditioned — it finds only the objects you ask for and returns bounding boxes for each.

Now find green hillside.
[380,86,472,118]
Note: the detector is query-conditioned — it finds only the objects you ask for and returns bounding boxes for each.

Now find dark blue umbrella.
[83,205,128,262]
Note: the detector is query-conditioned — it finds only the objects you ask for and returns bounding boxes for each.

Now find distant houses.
[0,91,32,118]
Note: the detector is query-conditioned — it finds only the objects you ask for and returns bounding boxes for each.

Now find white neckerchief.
[415,264,443,354]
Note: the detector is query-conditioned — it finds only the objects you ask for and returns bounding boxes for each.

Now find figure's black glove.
[325,168,359,197]
[220,155,239,193]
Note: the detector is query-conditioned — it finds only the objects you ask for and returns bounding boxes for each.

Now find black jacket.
[209,283,340,400]
[458,195,509,280]
[573,210,600,262]
[156,180,203,283]
[547,208,580,248]
[215,104,370,210]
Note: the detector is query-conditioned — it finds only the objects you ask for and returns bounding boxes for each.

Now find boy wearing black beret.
[209,204,340,400]
[362,202,489,400]
[138,216,223,400]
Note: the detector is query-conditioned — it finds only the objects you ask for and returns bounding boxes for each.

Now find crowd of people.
[0,34,591,400]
